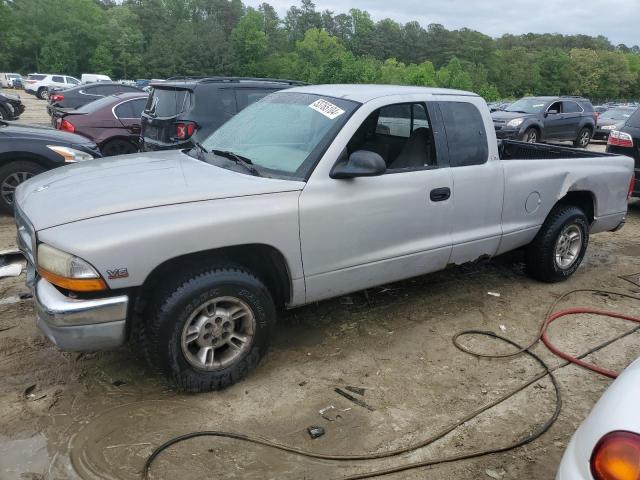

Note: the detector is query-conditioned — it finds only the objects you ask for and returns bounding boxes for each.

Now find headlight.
[507,118,525,128]
[46,145,94,163]
[601,125,616,130]
[37,243,106,291]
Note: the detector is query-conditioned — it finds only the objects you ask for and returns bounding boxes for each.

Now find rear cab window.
[439,101,488,167]
[144,88,192,118]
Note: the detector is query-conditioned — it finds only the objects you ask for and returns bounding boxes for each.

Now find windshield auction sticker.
[309,99,345,119]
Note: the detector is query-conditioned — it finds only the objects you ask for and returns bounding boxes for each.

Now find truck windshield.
[506,98,547,114]
[201,92,359,179]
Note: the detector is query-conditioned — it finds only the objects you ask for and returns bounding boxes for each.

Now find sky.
[242,0,639,47]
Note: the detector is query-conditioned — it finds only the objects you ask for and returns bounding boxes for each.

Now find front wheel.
[523,128,539,143]
[101,139,138,156]
[141,267,276,392]
[0,161,45,214]
[525,205,589,282]
[574,128,591,148]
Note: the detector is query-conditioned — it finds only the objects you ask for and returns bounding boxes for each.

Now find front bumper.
[34,278,129,351]
[494,127,523,140]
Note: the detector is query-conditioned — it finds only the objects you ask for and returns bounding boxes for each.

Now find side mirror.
[330,150,386,179]
[546,109,559,117]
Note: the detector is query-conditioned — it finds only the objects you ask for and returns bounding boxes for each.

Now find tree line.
[1,0,639,101]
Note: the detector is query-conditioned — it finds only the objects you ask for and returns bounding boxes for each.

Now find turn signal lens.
[38,268,107,292]
[591,431,640,480]
[37,243,107,292]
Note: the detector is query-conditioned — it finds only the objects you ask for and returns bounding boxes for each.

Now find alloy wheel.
[1,171,34,205]
[554,223,583,269]
[180,296,256,371]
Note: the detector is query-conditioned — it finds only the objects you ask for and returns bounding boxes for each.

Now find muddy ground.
[1,93,638,480]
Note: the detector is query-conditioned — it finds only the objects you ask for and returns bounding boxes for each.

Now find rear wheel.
[525,205,589,282]
[574,128,591,148]
[141,266,276,392]
[101,139,138,156]
[523,128,539,143]
[0,105,8,120]
[37,88,49,100]
[0,161,45,214]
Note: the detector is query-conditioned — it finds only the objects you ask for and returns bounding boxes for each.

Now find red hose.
[541,307,640,379]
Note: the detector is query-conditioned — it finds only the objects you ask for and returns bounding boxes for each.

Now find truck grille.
[15,205,35,265]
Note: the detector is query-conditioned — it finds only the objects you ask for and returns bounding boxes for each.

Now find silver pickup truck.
[14,85,634,392]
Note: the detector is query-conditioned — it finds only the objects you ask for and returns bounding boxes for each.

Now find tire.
[0,105,9,120]
[0,161,45,214]
[574,127,591,148]
[525,205,589,283]
[523,128,539,143]
[37,87,49,100]
[101,139,138,156]
[141,266,276,392]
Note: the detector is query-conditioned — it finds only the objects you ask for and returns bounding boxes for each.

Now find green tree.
[89,44,113,76]
[232,8,268,75]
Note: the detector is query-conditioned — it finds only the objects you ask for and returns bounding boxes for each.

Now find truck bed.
[498,140,614,160]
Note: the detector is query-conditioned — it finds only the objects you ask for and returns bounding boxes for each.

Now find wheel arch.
[554,190,596,223]
[0,152,53,170]
[138,243,293,309]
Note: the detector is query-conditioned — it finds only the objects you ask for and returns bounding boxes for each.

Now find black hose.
[142,289,640,479]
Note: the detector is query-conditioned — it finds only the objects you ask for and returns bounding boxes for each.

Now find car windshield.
[600,108,636,121]
[200,92,358,179]
[505,98,547,114]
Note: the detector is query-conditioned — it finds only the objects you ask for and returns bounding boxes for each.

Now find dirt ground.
[1,94,638,480]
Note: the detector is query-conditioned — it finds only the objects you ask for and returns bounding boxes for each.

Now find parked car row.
[607,107,640,197]
[0,73,23,89]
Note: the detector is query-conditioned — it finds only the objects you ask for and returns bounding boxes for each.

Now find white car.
[556,357,640,480]
[80,73,111,84]
[0,73,22,88]
[24,73,80,100]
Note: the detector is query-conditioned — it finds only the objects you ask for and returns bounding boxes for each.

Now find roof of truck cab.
[284,84,478,103]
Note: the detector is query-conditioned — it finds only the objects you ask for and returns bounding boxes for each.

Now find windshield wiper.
[210,149,261,177]
[190,140,208,161]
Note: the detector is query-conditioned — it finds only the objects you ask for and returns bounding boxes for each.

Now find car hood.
[597,118,626,128]
[0,92,21,102]
[0,121,92,145]
[491,111,535,121]
[16,150,305,230]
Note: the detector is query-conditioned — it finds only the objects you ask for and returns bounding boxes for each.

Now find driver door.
[544,101,565,140]
[298,101,453,303]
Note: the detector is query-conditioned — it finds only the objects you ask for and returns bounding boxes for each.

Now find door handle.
[430,187,451,202]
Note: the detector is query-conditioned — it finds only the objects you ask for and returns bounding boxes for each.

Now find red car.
[51,92,148,156]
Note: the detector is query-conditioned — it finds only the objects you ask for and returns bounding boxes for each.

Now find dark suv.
[140,77,306,151]
[491,96,596,148]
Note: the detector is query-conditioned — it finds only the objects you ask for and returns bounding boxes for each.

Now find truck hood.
[16,150,305,230]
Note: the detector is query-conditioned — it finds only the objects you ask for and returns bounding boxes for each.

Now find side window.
[219,89,237,117]
[627,110,640,128]
[52,75,64,83]
[347,102,438,171]
[129,99,147,117]
[376,104,431,138]
[235,89,274,111]
[439,101,488,167]
[562,101,582,113]
[114,101,135,119]
[548,101,562,114]
[66,77,79,85]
